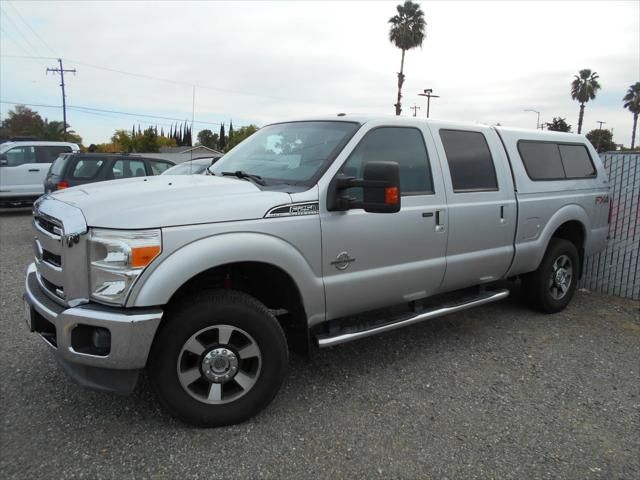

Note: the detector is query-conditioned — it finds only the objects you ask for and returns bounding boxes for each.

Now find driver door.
[319,124,448,320]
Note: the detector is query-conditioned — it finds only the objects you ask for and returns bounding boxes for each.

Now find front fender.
[128,232,325,326]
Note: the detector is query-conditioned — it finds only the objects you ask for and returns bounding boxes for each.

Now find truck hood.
[49,175,292,229]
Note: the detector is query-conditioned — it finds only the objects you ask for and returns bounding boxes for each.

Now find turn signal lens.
[385,186,399,205]
[56,181,69,190]
[131,245,161,268]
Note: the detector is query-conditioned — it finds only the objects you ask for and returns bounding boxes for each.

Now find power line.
[5,1,57,56]
[0,7,46,62]
[0,100,221,126]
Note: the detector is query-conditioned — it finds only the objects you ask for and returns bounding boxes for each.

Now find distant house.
[142,146,223,164]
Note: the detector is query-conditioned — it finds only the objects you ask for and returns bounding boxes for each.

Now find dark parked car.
[160,156,222,175]
[44,153,175,193]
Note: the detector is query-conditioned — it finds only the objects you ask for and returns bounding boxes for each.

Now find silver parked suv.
[23,115,610,426]
[0,141,79,206]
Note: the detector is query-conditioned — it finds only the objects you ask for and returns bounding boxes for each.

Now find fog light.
[71,325,111,356]
[92,327,111,351]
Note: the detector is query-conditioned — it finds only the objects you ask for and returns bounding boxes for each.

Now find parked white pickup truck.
[24,115,610,426]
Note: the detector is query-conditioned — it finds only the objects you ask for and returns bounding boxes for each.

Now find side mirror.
[0,155,7,166]
[328,161,401,214]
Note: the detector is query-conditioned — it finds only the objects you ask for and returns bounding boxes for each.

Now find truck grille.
[32,197,89,307]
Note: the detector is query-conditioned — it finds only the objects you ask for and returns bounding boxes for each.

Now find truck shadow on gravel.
[42,286,544,428]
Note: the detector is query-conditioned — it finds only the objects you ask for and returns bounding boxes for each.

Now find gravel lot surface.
[1,208,639,479]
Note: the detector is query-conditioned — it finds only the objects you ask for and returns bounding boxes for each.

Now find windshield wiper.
[221,170,266,186]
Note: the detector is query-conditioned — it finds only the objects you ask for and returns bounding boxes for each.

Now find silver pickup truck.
[24,115,610,426]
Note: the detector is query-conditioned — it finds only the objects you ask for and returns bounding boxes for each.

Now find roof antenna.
[337,113,346,117]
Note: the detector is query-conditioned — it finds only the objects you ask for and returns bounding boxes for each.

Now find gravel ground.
[1,208,639,479]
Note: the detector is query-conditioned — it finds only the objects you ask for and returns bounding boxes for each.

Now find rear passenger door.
[430,126,517,291]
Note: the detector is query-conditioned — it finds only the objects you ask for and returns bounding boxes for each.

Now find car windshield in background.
[210,121,359,185]
[162,161,210,175]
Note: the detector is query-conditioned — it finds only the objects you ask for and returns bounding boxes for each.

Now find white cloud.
[1,0,638,146]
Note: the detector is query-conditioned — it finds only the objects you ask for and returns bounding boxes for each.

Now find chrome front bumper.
[24,263,163,393]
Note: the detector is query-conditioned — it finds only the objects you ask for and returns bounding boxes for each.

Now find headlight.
[89,228,161,305]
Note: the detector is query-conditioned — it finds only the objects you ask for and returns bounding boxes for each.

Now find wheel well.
[167,262,310,356]
[551,221,586,277]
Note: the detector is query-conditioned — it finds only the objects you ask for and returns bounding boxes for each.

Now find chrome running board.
[316,289,510,348]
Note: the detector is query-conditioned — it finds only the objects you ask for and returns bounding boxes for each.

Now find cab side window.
[439,130,498,192]
[3,146,36,167]
[339,127,433,197]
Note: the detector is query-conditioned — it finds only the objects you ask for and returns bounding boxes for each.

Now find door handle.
[28,169,40,172]
[421,212,434,218]
[435,210,445,232]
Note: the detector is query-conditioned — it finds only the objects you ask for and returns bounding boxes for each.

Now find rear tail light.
[56,181,69,190]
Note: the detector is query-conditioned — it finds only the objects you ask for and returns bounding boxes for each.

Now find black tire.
[147,289,288,427]
[522,238,579,313]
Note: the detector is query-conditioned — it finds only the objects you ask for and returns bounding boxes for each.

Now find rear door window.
[71,158,106,179]
[149,160,173,175]
[439,130,498,192]
[111,159,147,179]
[36,146,72,163]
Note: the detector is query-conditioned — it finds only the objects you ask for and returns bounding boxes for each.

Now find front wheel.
[523,238,579,313]
[148,289,288,427]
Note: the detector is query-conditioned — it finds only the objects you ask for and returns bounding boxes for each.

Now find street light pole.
[418,89,440,118]
[524,109,540,130]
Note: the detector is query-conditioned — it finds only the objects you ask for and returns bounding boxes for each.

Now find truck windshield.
[210,121,359,186]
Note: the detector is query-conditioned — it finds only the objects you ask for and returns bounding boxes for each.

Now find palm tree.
[570,69,601,134]
[623,82,640,149]
[388,1,426,116]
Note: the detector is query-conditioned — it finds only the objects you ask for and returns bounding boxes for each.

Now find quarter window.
[339,127,433,196]
[518,141,596,180]
[439,130,498,192]
[558,145,596,178]
[518,141,565,180]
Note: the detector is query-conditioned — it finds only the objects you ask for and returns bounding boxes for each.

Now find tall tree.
[545,117,572,132]
[622,81,640,149]
[388,1,426,116]
[132,124,136,138]
[570,69,601,134]
[197,129,218,149]
[219,123,226,150]
[0,105,44,137]
[228,120,234,146]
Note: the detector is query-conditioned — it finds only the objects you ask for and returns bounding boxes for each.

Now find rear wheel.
[148,289,288,427]
[523,238,579,313]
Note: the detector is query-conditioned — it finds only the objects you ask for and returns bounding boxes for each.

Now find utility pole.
[410,105,420,117]
[524,109,540,130]
[596,120,607,130]
[417,89,439,118]
[47,59,76,140]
